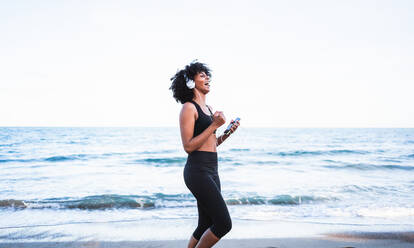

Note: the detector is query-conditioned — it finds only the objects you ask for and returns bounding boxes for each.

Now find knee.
[193,224,210,240]
[222,216,232,234]
[213,216,232,238]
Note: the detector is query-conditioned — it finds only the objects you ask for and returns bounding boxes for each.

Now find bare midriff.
[195,132,217,152]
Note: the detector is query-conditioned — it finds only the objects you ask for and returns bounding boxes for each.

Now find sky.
[0,0,413,128]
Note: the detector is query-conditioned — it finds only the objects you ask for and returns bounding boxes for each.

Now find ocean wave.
[340,184,374,193]
[0,199,27,208]
[323,163,414,171]
[0,158,37,163]
[380,158,402,163]
[140,150,176,154]
[0,193,195,210]
[0,193,335,210]
[406,154,414,158]
[0,196,151,210]
[268,149,369,157]
[339,184,404,194]
[62,195,152,210]
[1,152,146,164]
[44,154,89,162]
[134,157,187,166]
[229,148,250,152]
[0,154,92,163]
[322,159,342,163]
[225,194,335,206]
[0,143,18,147]
[253,160,280,165]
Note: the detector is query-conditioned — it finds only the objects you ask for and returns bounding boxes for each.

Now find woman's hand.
[228,119,240,135]
[212,111,226,128]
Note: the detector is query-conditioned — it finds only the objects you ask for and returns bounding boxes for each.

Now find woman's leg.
[184,156,232,246]
[194,173,229,247]
[188,174,231,247]
[187,234,198,248]
[192,201,213,240]
[195,228,219,248]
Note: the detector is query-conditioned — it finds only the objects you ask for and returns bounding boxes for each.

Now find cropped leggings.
[183,151,232,240]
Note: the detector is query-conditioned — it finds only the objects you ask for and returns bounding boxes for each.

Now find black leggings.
[183,151,232,240]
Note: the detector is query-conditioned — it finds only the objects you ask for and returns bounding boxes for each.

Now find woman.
[169,61,240,248]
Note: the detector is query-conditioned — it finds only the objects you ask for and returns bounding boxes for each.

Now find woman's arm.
[207,104,237,147]
[215,117,240,147]
[216,132,231,147]
[180,103,218,154]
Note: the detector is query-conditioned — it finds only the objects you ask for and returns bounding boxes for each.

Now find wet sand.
[0,232,413,248]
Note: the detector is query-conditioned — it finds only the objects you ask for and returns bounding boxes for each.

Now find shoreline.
[0,232,412,248]
[324,231,414,243]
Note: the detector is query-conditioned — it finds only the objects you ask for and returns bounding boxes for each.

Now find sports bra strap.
[207,105,213,116]
[190,100,214,116]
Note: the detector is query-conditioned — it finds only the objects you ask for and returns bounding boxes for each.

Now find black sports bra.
[189,100,216,137]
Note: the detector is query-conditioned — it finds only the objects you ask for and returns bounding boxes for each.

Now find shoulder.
[182,101,196,110]
[180,101,197,116]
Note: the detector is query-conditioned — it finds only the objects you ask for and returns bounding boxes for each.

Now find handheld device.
[224,117,240,135]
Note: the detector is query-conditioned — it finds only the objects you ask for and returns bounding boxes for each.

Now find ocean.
[1,127,413,242]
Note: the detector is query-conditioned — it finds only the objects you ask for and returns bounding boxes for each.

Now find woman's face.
[193,71,211,93]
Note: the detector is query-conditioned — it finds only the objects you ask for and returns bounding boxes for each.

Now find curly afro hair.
[169,60,212,104]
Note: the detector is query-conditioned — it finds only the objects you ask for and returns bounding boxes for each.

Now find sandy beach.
[0,232,413,248]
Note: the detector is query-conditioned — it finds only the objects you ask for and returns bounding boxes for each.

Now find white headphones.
[184,73,195,89]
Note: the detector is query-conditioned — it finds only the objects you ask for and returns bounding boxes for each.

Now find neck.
[193,90,207,106]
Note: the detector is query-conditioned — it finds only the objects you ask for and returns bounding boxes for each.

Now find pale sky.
[1,0,413,127]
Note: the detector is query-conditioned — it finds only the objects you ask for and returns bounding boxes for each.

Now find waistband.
[185,150,218,173]
[188,150,217,158]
